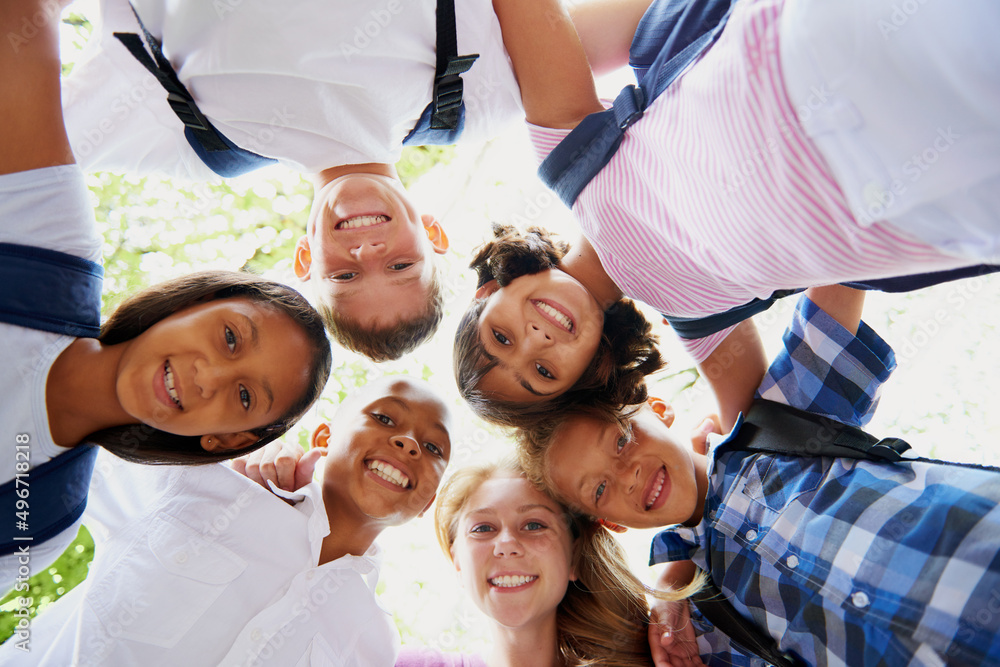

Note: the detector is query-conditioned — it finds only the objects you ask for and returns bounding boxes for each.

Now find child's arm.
[492,0,604,128]
[569,0,653,76]
[0,0,74,175]
[696,319,767,431]
[803,285,864,335]
[649,561,706,667]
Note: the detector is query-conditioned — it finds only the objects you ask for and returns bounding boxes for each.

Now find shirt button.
[746,530,758,541]
[786,555,798,569]
[250,629,262,642]
[305,570,315,581]
[851,591,870,608]
[173,552,188,564]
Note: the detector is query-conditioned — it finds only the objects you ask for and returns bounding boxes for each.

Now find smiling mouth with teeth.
[335,214,390,230]
[489,575,538,588]
[645,468,666,510]
[367,460,411,489]
[532,300,574,333]
[164,361,182,409]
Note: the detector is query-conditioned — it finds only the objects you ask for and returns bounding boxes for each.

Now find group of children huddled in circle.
[3,0,1000,664]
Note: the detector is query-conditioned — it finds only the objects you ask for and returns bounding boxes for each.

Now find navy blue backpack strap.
[1,445,99,558]
[0,243,103,338]
[113,5,277,177]
[403,0,479,146]
[0,243,103,557]
[539,0,736,207]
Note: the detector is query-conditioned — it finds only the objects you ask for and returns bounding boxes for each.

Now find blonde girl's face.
[474,269,604,403]
[451,475,576,630]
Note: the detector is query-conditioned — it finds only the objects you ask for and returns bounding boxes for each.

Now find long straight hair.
[88,270,332,465]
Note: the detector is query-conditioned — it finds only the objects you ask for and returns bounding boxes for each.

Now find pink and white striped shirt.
[529,0,968,362]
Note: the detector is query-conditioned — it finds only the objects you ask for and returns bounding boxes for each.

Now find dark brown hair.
[90,270,332,465]
[319,268,444,362]
[454,224,663,431]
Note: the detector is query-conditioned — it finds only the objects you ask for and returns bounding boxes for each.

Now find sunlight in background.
[17,0,999,655]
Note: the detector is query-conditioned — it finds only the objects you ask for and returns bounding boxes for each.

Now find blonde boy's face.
[545,404,702,530]
[294,172,448,330]
[320,377,453,525]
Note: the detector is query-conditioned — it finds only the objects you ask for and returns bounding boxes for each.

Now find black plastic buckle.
[615,85,645,130]
[166,92,211,132]
[430,75,464,130]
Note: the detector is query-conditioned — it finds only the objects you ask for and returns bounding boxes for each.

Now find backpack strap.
[404,0,479,146]
[0,243,103,338]
[0,444,99,557]
[113,4,277,177]
[691,575,806,667]
[724,399,912,462]
[538,0,735,207]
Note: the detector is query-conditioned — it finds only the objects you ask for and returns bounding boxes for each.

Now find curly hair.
[90,270,332,465]
[320,267,444,362]
[435,460,700,667]
[453,224,663,431]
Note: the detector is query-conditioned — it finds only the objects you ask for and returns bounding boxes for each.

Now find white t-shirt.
[63,0,523,179]
[0,457,399,667]
[0,165,103,594]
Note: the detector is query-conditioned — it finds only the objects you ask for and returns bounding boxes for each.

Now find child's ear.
[475,279,499,300]
[293,236,312,281]
[421,214,449,254]
[310,423,331,449]
[201,432,258,452]
[646,397,676,427]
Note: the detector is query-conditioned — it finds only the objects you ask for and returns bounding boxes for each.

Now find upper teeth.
[534,301,573,332]
[368,460,410,488]
[490,575,537,588]
[337,214,389,230]
[164,361,181,407]
[646,469,665,510]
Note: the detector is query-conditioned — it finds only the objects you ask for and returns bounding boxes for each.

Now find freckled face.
[114,298,312,442]
[451,476,576,630]
[475,270,604,402]
[546,407,701,529]
[322,378,453,525]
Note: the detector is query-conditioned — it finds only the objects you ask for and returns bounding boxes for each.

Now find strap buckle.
[166,92,211,132]
[614,85,645,130]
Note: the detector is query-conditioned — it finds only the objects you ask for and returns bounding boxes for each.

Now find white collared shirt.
[1,455,399,666]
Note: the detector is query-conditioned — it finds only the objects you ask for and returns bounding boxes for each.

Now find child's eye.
[423,442,444,457]
[536,363,555,380]
[524,521,546,531]
[492,330,510,345]
[330,272,357,282]
[616,433,629,453]
[595,481,607,505]
[239,385,252,410]
[225,326,237,352]
[389,262,413,271]
[371,413,394,426]
[470,524,495,534]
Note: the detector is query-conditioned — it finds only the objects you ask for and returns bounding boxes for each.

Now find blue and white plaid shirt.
[651,296,1000,666]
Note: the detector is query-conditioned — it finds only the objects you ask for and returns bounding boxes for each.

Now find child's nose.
[391,434,420,457]
[494,527,522,557]
[349,242,386,261]
[614,459,641,495]
[525,322,553,346]
[193,358,233,398]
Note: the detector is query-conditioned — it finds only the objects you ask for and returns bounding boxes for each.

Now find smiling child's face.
[320,376,453,526]
[474,270,604,402]
[294,172,449,331]
[114,298,313,450]
[545,403,705,530]
[451,474,576,631]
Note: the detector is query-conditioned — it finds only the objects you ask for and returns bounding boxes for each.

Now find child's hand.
[648,599,706,667]
[231,440,326,493]
[690,415,722,456]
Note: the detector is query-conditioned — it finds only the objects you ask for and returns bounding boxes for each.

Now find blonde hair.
[435,460,697,667]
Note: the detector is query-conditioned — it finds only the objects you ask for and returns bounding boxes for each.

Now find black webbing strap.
[691,578,806,667]
[429,0,479,131]
[113,5,229,152]
[732,399,912,462]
